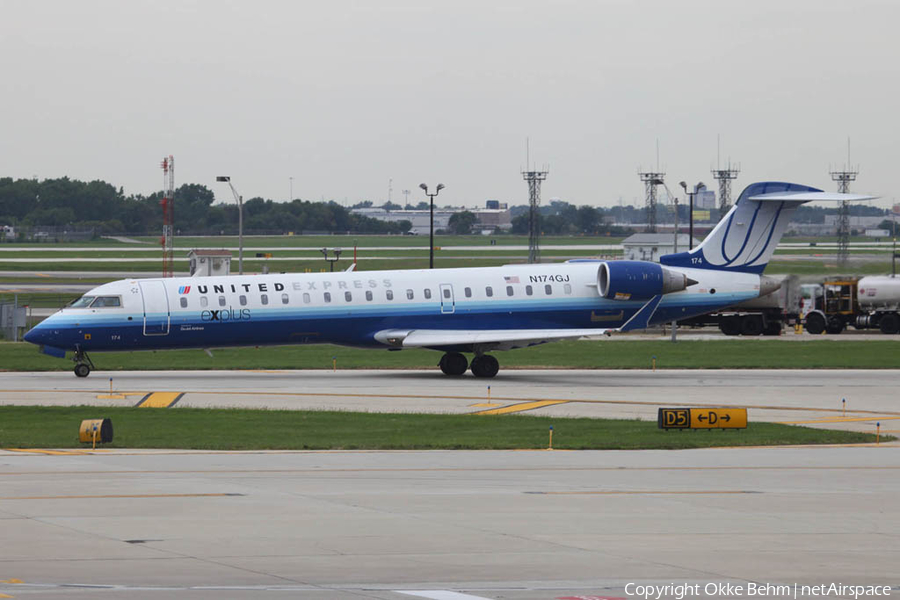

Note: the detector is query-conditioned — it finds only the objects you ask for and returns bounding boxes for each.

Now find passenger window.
[282,293,289,304]
[218,296,226,307]
[526,285,533,296]
[179,297,188,308]
[544,284,552,295]
[564,283,572,294]
[506,286,514,296]
[200,297,208,308]
[345,291,352,302]
[424,289,432,299]
[239,295,247,306]
[406,289,414,300]
[443,288,451,299]
[486,286,493,297]
[366,290,373,301]
[386,290,394,301]
[303,292,311,304]
[464,287,472,298]
[324,292,331,303]
[261,294,269,305]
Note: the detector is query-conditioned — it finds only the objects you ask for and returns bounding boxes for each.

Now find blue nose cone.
[23,326,42,345]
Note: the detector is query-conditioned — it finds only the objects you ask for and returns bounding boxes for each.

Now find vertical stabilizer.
[660,182,822,274]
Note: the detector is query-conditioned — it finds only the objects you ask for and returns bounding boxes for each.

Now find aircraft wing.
[374,328,611,351]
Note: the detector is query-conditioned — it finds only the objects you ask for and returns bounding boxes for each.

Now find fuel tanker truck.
[802,276,900,334]
[855,276,900,334]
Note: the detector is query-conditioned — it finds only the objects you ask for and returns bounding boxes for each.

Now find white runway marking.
[398,592,494,600]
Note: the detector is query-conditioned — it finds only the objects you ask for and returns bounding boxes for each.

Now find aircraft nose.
[23,325,46,345]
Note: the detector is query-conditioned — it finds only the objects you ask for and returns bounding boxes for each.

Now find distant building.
[188,249,232,277]
[622,233,700,262]
[695,185,717,209]
[865,229,891,238]
[352,201,511,235]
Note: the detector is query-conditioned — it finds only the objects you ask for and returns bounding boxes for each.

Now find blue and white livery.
[23,182,873,378]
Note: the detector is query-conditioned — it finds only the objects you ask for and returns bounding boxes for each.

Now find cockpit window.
[68,296,95,308]
[90,296,122,308]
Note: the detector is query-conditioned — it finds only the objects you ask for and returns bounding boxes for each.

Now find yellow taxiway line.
[778,415,900,425]
[134,392,184,408]
[474,400,569,415]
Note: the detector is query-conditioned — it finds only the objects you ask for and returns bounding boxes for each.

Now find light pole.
[216,176,244,274]
[289,176,293,202]
[419,182,444,269]
[679,181,705,250]
[320,247,342,272]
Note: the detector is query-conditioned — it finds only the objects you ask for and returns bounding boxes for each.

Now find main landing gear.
[73,348,95,378]
[438,352,499,378]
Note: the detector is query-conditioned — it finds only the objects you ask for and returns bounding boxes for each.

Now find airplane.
[23,181,874,378]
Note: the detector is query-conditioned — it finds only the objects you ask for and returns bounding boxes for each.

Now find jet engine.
[598,261,693,301]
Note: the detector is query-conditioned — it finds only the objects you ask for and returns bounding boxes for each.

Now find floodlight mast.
[420,183,445,269]
[216,176,243,275]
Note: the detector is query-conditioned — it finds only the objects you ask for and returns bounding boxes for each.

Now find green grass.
[130,234,626,248]
[0,292,81,308]
[766,259,894,275]
[3,339,900,372]
[0,406,883,450]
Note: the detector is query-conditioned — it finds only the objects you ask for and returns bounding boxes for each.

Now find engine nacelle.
[598,261,691,301]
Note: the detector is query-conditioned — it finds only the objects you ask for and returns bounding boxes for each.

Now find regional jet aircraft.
[23,182,873,378]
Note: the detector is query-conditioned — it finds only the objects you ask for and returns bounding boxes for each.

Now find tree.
[448,211,478,235]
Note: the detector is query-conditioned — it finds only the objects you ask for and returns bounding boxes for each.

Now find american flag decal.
[503,276,520,284]
[178,286,191,294]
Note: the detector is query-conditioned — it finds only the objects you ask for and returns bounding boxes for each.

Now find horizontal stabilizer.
[748,192,878,202]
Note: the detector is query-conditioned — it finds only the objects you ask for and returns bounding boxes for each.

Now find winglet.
[618,295,663,332]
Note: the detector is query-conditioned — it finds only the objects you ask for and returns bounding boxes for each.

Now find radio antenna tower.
[638,171,665,233]
[160,155,175,278]
[711,136,740,214]
[522,139,548,263]
[830,138,858,266]
[639,140,664,232]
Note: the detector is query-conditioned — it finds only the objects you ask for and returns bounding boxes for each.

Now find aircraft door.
[439,283,455,314]
[140,280,170,335]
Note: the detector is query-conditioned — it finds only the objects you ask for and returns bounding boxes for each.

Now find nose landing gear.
[73,348,95,378]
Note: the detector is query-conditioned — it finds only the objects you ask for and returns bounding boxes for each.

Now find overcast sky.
[2,0,898,209]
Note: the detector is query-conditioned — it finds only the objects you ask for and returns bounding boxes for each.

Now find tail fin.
[660,181,875,274]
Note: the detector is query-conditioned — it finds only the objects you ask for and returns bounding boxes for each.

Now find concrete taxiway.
[0,447,897,599]
[1,369,898,433]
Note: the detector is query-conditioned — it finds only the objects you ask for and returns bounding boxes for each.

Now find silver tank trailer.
[857,276,900,310]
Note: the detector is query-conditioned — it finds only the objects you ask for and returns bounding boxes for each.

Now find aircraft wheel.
[74,363,91,378]
[471,355,499,378]
[439,352,468,376]
[879,313,899,334]
[805,313,826,335]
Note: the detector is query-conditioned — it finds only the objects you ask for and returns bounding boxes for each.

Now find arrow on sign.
[698,414,707,422]
[722,414,731,422]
